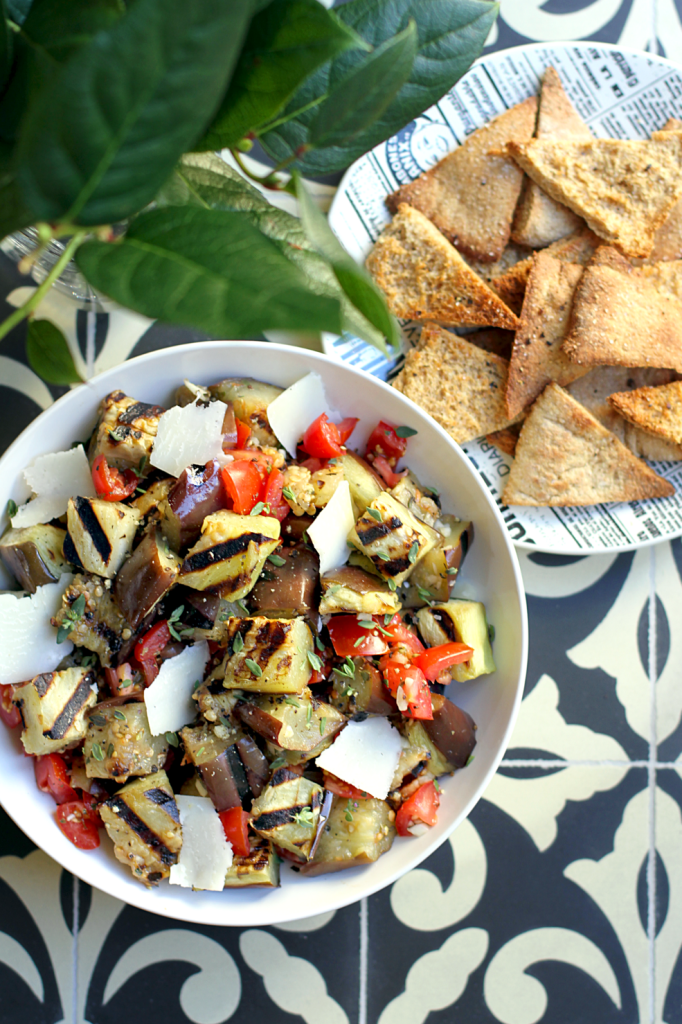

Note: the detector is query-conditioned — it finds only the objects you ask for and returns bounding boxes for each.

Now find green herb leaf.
[314,635,325,652]
[91,742,104,761]
[283,696,300,707]
[465,753,475,767]
[319,716,327,735]
[417,586,433,605]
[89,713,106,727]
[488,623,496,644]
[55,623,71,644]
[244,657,262,677]
[395,425,418,439]
[16,0,257,225]
[376,550,389,561]
[77,206,343,339]
[250,501,266,516]
[306,703,313,724]
[408,541,419,564]
[446,567,458,576]
[366,507,383,522]
[106,742,114,757]
[293,806,315,828]
[165,731,179,747]
[433,779,441,793]
[5,499,17,519]
[268,553,287,567]
[196,0,365,150]
[345,798,353,822]
[113,709,126,721]
[307,650,323,671]
[26,319,83,385]
[282,485,296,503]
[237,600,250,615]
[387,578,397,591]
[261,0,498,175]
[233,631,244,654]
[269,756,287,772]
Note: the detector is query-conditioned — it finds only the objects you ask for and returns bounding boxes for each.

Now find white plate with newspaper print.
[324,41,682,555]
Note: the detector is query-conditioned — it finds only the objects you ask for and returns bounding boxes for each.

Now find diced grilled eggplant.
[179,510,280,596]
[180,723,251,811]
[208,377,283,446]
[130,478,172,518]
[113,528,180,629]
[234,690,344,752]
[300,795,395,875]
[160,460,225,551]
[328,658,397,718]
[224,835,280,888]
[52,574,130,666]
[390,474,441,528]
[416,600,495,681]
[250,768,324,858]
[89,390,164,472]
[403,698,476,774]
[235,736,270,797]
[249,545,318,618]
[319,566,400,616]
[100,770,182,885]
[14,667,97,755]
[84,704,168,783]
[192,680,243,726]
[349,493,438,585]
[66,497,141,579]
[310,463,345,509]
[389,742,431,792]
[336,452,383,514]
[280,515,315,546]
[219,616,313,693]
[403,517,472,607]
[0,524,69,593]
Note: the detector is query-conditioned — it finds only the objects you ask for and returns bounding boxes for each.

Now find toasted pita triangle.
[391,324,519,443]
[365,205,519,329]
[506,253,587,419]
[564,247,682,372]
[608,380,682,449]
[387,97,537,263]
[508,134,682,257]
[491,227,600,313]
[503,383,674,506]
[568,367,682,460]
[648,119,682,261]
[512,67,591,248]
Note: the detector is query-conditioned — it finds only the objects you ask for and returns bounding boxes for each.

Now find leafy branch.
[0,0,499,383]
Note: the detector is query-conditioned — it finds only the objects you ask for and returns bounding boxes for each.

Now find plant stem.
[0,231,87,344]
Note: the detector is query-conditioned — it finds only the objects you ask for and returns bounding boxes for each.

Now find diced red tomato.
[300,456,326,473]
[395,781,440,837]
[327,615,389,657]
[221,460,262,515]
[372,454,405,488]
[336,417,359,444]
[383,615,424,655]
[104,662,142,697]
[0,684,20,728]
[322,771,369,800]
[262,469,289,522]
[400,665,433,719]
[301,413,344,459]
[35,753,79,804]
[55,799,101,850]
[135,620,171,685]
[414,642,475,681]
[219,806,251,857]
[91,455,137,501]
[236,419,251,448]
[365,421,407,465]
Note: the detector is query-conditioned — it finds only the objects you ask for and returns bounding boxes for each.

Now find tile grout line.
[500,759,680,769]
[71,874,79,1024]
[648,546,658,1024]
[359,897,368,1024]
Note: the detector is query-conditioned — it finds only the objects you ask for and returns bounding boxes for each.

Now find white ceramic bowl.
[0,341,527,926]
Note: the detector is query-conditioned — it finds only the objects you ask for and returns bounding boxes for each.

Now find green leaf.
[76,204,343,337]
[156,152,270,213]
[196,0,365,151]
[261,0,499,174]
[26,318,82,384]
[294,173,399,351]
[6,0,32,23]
[16,0,257,225]
[308,19,417,150]
[21,0,123,63]
[0,0,13,96]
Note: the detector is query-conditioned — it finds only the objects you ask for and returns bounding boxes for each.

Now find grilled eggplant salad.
[0,373,495,891]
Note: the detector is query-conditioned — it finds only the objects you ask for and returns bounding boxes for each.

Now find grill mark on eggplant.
[33,672,54,697]
[144,786,181,823]
[74,497,112,564]
[432,611,458,643]
[252,803,312,831]
[86,615,123,655]
[253,621,288,668]
[356,515,402,546]
[118,401,164,425]
[378,555,410,576]
[225,745,251,801]
[181,533,271,574]
[45,674,94,739]
[63,532,84,570]
[271,767,300,786]
[106,795,178,864]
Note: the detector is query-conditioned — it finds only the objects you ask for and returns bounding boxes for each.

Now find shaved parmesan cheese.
[12,447,95,529]
[144,641,209,736]
[316,717,403,799]
[169,796,233,891]
[266,372,335,457]
[150,400,227,477]
[307,480,354,575]
[0,575,74,685]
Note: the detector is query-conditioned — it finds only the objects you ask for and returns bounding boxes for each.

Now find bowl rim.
[0,342,527,923]
[325,38,682,558]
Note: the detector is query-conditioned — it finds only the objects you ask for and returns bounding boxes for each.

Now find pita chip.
[512,67,591,248]
[564,247,682,372]
[506,253,587,419]
[567,367,682,460]
[502,383,674,506]
[608,380,682,453]
[365,204,519,329]
[648,118,682,261]
[391,324,519,444]
[486,423,522,456]
[386,97,537,263]
[508,133,682,258]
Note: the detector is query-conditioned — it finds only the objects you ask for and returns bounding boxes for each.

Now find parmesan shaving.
[0,576,74,685]
[144,641,210,736]
[316,717,403,799]
[169,796,233,891]
[12,447,95,529]
[307,480,355,575]
[150,400,227,477]
[266,372,336,457]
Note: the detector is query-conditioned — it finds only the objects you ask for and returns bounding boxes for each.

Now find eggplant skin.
[113,528,180,629]
[0,524,69,593]
[208,377,283,446]
[301,796,395,875]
